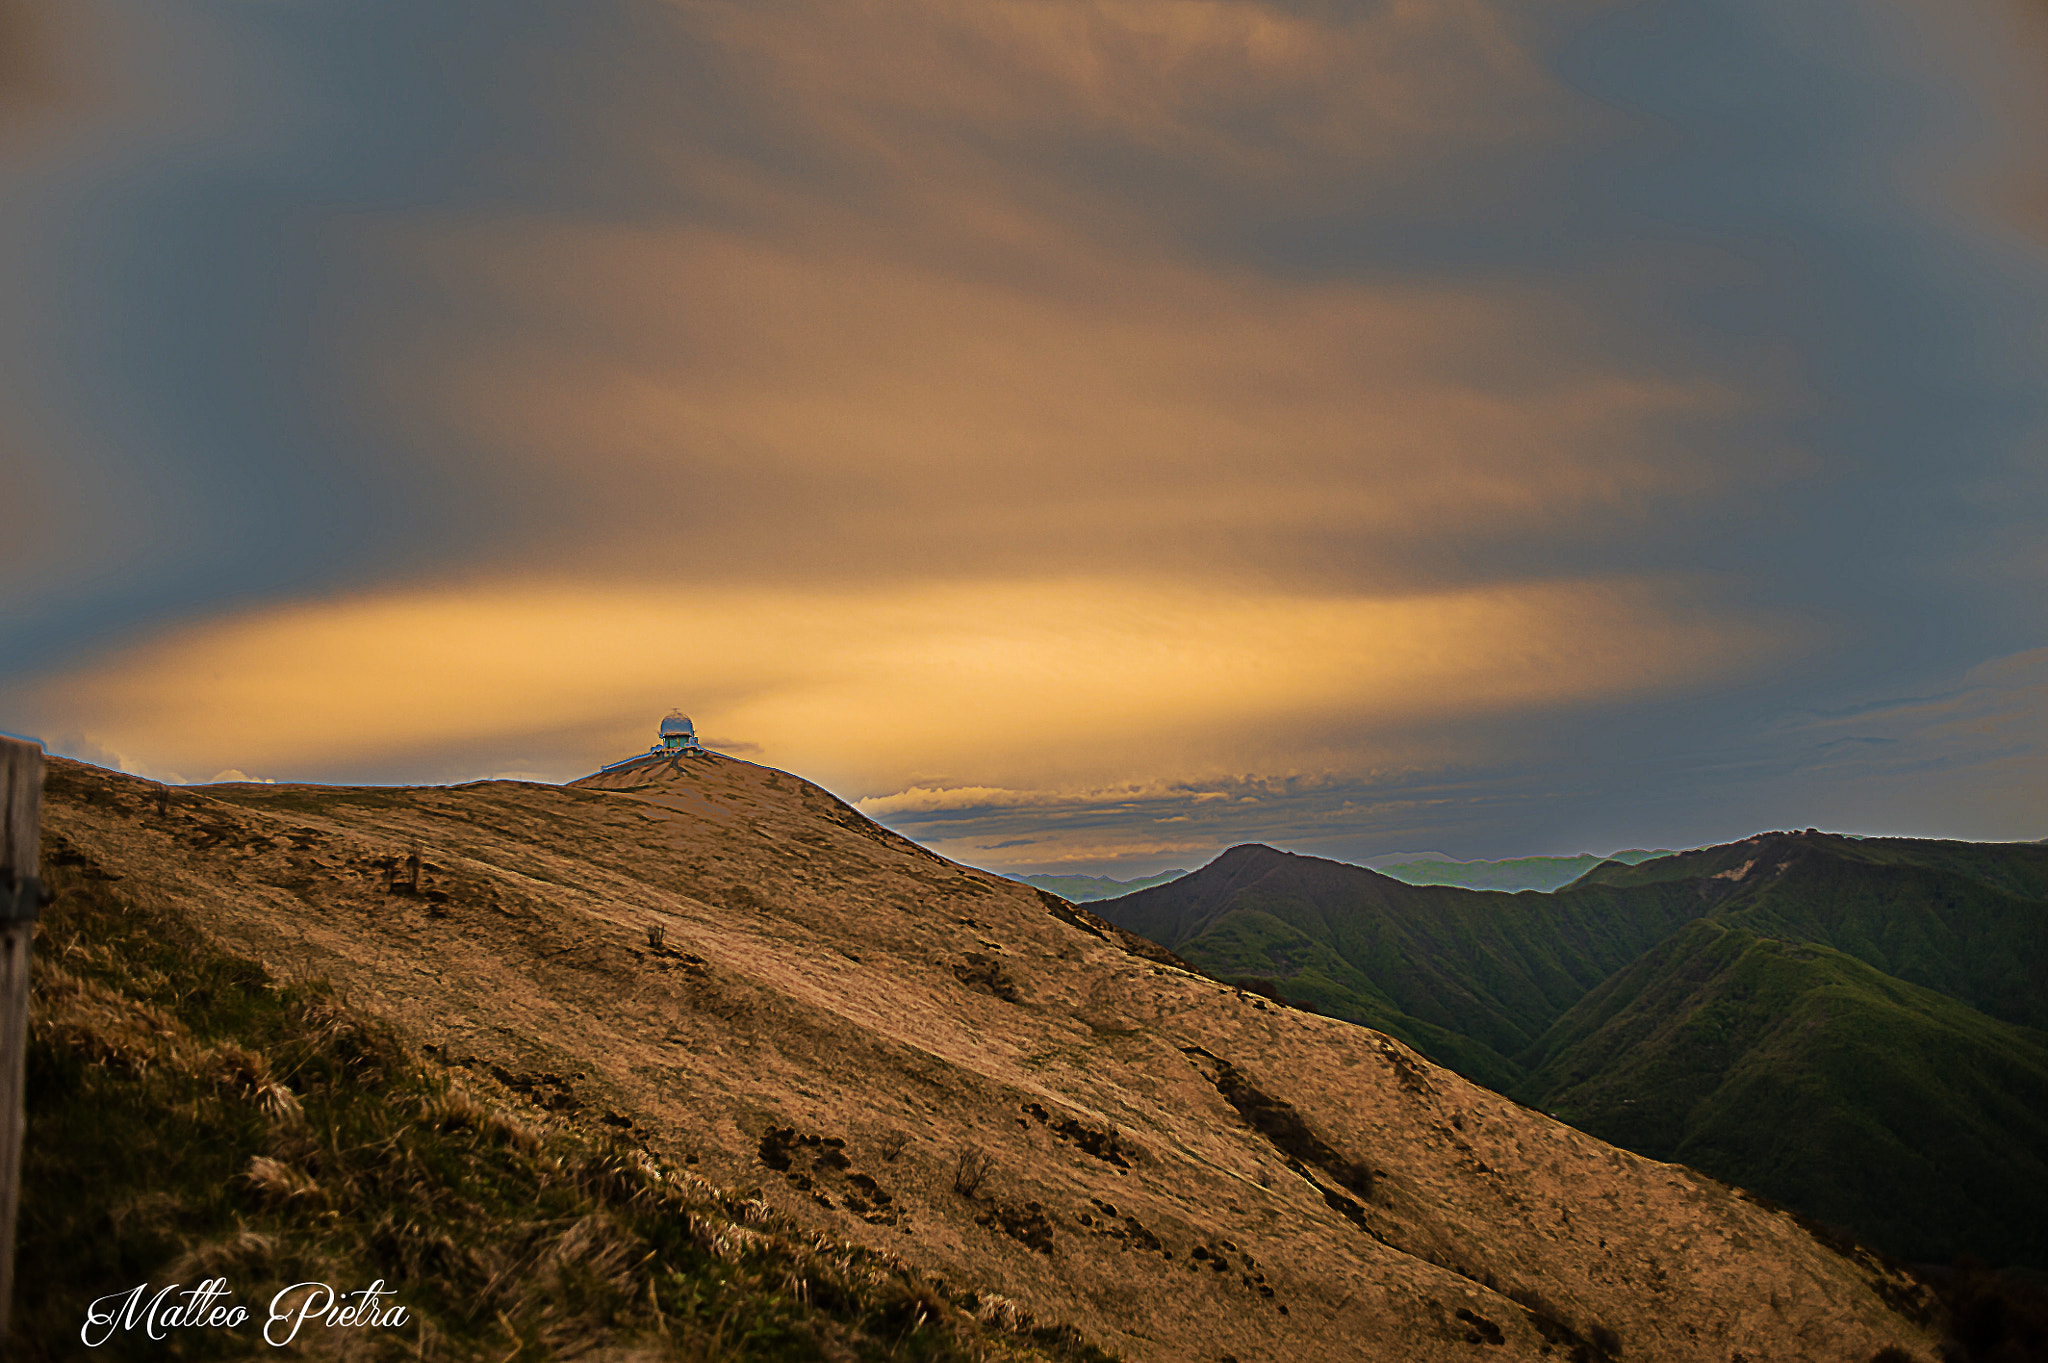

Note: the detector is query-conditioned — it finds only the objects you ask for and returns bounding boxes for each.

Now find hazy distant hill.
[1373,849,1673,893]
[26,756,1937,1362]
[1093,834,2048,1270]
[1012,870,1188,901]
[1013,852,1676,901]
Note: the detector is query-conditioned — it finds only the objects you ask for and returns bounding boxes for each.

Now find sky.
[3,0,2047,875]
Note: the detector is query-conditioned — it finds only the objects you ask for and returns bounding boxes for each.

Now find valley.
[1091,837,2048,1270]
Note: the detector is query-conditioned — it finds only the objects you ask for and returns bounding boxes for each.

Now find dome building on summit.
[598,710,705,772]
[658,712,700,753]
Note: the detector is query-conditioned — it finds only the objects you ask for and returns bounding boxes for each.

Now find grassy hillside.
[1517,920,2048,1268]
[18,858,1111,1361]
[29,754,1946,1363]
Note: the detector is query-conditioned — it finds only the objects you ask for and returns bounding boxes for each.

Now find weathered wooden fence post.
[0,734,44,1343]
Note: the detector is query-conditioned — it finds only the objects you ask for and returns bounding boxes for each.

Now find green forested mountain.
[1097,842,1723,1089]
[1092,832,2048,1268]
[1572,832,2048,1031]
[1522,919,2048,1267]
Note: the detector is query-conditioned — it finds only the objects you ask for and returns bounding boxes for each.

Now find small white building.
[598,710,705,772]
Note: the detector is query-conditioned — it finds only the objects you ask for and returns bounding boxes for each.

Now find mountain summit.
[33,754,1940,1360]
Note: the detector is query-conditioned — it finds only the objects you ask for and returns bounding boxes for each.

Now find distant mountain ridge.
[1091,833,2048,1268]
[1094,844,1719,1090]
[1372,848,1674,893]
[1013,851,1675,900]
[1011,869,1188,901]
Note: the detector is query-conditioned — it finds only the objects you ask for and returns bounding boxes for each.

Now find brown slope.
[39,751,1939,1363]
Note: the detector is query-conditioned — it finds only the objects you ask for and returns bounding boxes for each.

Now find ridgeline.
[1092,834,2048,1271]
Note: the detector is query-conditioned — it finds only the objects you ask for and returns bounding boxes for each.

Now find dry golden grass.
[23,753,1948,1363]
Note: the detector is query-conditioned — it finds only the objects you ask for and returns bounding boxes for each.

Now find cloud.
[681,0,1575,182]
[6,0,2048,874]
[349,208,1768,608]
[206,769,274,785]
[866,767,1519,870]
[858,786,1061,817]
[5,573,1786,799]
[39,728,184,786]
[857,779,1254,818]
[294,0,1783,612]
[1737,647,2048,837]
[0,0,81,133]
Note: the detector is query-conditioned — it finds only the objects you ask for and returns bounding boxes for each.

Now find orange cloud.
[351,210,1766,597]
[306,0,1761,604]
[10,575,1790,795]
[680,0,1576,178]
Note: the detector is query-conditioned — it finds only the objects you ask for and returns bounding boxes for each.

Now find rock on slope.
[39,753,1938,1362]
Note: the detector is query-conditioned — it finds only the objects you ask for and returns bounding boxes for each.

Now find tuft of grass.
[15,858,1118,1362]
[952,1146,994,1198]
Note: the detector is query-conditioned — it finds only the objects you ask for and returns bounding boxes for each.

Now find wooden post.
[0,735,44,1344]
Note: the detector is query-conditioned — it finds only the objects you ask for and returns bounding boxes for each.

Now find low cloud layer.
[7,573,1778,797]
[865,645,2048,871]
